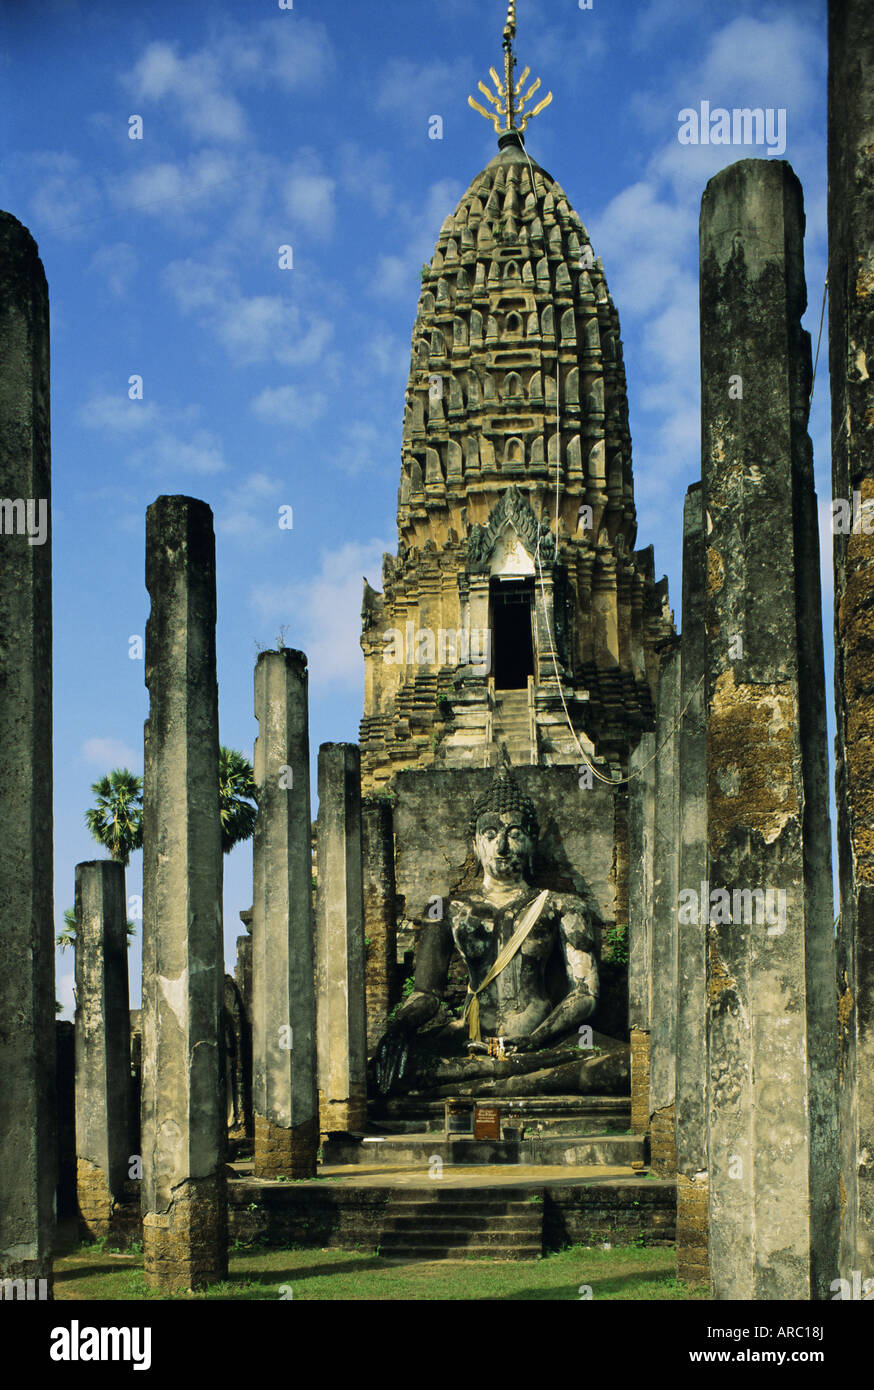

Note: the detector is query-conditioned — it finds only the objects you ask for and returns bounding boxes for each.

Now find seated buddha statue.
[374,769,628,1099]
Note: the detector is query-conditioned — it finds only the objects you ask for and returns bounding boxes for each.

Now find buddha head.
[470,770,538,885]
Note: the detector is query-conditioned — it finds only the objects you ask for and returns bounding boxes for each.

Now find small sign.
[474,1104,501,1141]
[445,1100,474,1135]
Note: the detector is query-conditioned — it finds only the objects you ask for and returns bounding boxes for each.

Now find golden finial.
[468,1,553,139]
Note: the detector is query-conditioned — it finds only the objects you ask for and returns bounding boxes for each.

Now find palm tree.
[83,749,256,865]
[56,906,79,952]
[219,746,257,854]
[56,905,137,952]
[85,769,143,866]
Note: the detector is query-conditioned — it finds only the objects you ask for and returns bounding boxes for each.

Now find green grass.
[53,1240,710,1301]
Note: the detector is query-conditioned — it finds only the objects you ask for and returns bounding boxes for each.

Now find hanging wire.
[810,276,828,405]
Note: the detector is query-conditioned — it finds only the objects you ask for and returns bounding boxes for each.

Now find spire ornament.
[468,1,553,140]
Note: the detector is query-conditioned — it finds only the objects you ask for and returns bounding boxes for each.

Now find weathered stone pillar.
[141,495,227,1291]
[627,728,655,1135]
[828,0,874,1281]
[700,159,838,1299]
[649,642,680,1177]
[252,649,318,1179]
[316,743,367,1134]
[0,212,55,1295]
[362,796,397,1055]
[675,483,709,1284]
[74,860,132,1239]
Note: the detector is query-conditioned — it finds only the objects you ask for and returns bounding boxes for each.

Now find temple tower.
[359,5,673,793]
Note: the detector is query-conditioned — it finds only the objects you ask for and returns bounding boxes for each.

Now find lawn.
[53,1239,710,1301]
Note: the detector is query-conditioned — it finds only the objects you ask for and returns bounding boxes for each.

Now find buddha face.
[474,810,533,884]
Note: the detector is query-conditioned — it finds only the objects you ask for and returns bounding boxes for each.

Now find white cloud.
[27,151,101,237]
[122,20,334,143]
[215,472,286,539]
[111,150,239,228]
[78,394,160,434]
[284,155,336,235]
[369,178,463,301]
[374,58,471,120]
[88,242,138,298]
[164,258,336,369]
[78,393,227,476]
[251,539,391,690]
[251,385,328,428]
[338,143,394,217]
[81,736,140,768]
[131,429,226,477]
[333,419,398,478]
[126,40,248,142]
[591,181,693,318]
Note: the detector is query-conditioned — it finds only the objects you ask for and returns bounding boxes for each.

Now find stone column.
[828,0,874,1281]
[74,860,132,1239]
[0,212,55,1295]
[649,642,680,1177]
[252,649,318,1179]
[675,483,709,1284]
[700,159,838,1300]
[141,495,226,1291]
[627,728,655,1135]
[362,796,397,1055]
[316,744,367,1134]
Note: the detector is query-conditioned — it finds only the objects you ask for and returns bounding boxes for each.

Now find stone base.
[143,1172,228,1291]
[319,1091,367,1135]
[227,1174,677,1254]
[254,1115,318,1179]
[676,1173,709,1285]
[630,1028,650,1133]
[649,1103,677,1177]
[76,1157,115,1240]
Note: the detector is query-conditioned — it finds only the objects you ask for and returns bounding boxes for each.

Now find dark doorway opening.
[491,578,535,689]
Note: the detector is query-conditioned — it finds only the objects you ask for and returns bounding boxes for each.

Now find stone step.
[381,1206,540,1225]
[379,1244,541,1261]
[380,1221,540,1240]
[371,1111,632,1137]
[379,1094,630,1120]
[385,1187,534,1205]
[379,1227,540,1248]
[325,1133,644,1167]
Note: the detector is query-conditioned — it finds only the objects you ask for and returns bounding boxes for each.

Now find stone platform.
[331,1093,640,1167]
[227,1161,676,1260]
[323,1133,644,1166]
[372,1093,631,1136]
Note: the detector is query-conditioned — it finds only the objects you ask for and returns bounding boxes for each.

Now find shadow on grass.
[489,1267,687,1301]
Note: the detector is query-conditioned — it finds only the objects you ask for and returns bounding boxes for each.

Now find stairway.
[377,1187,542,1260]
[492,688,533,764]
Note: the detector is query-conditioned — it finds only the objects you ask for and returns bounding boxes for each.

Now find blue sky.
[0,0,830,1014]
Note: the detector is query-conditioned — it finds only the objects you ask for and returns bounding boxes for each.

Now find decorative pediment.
[466,485,556,573]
